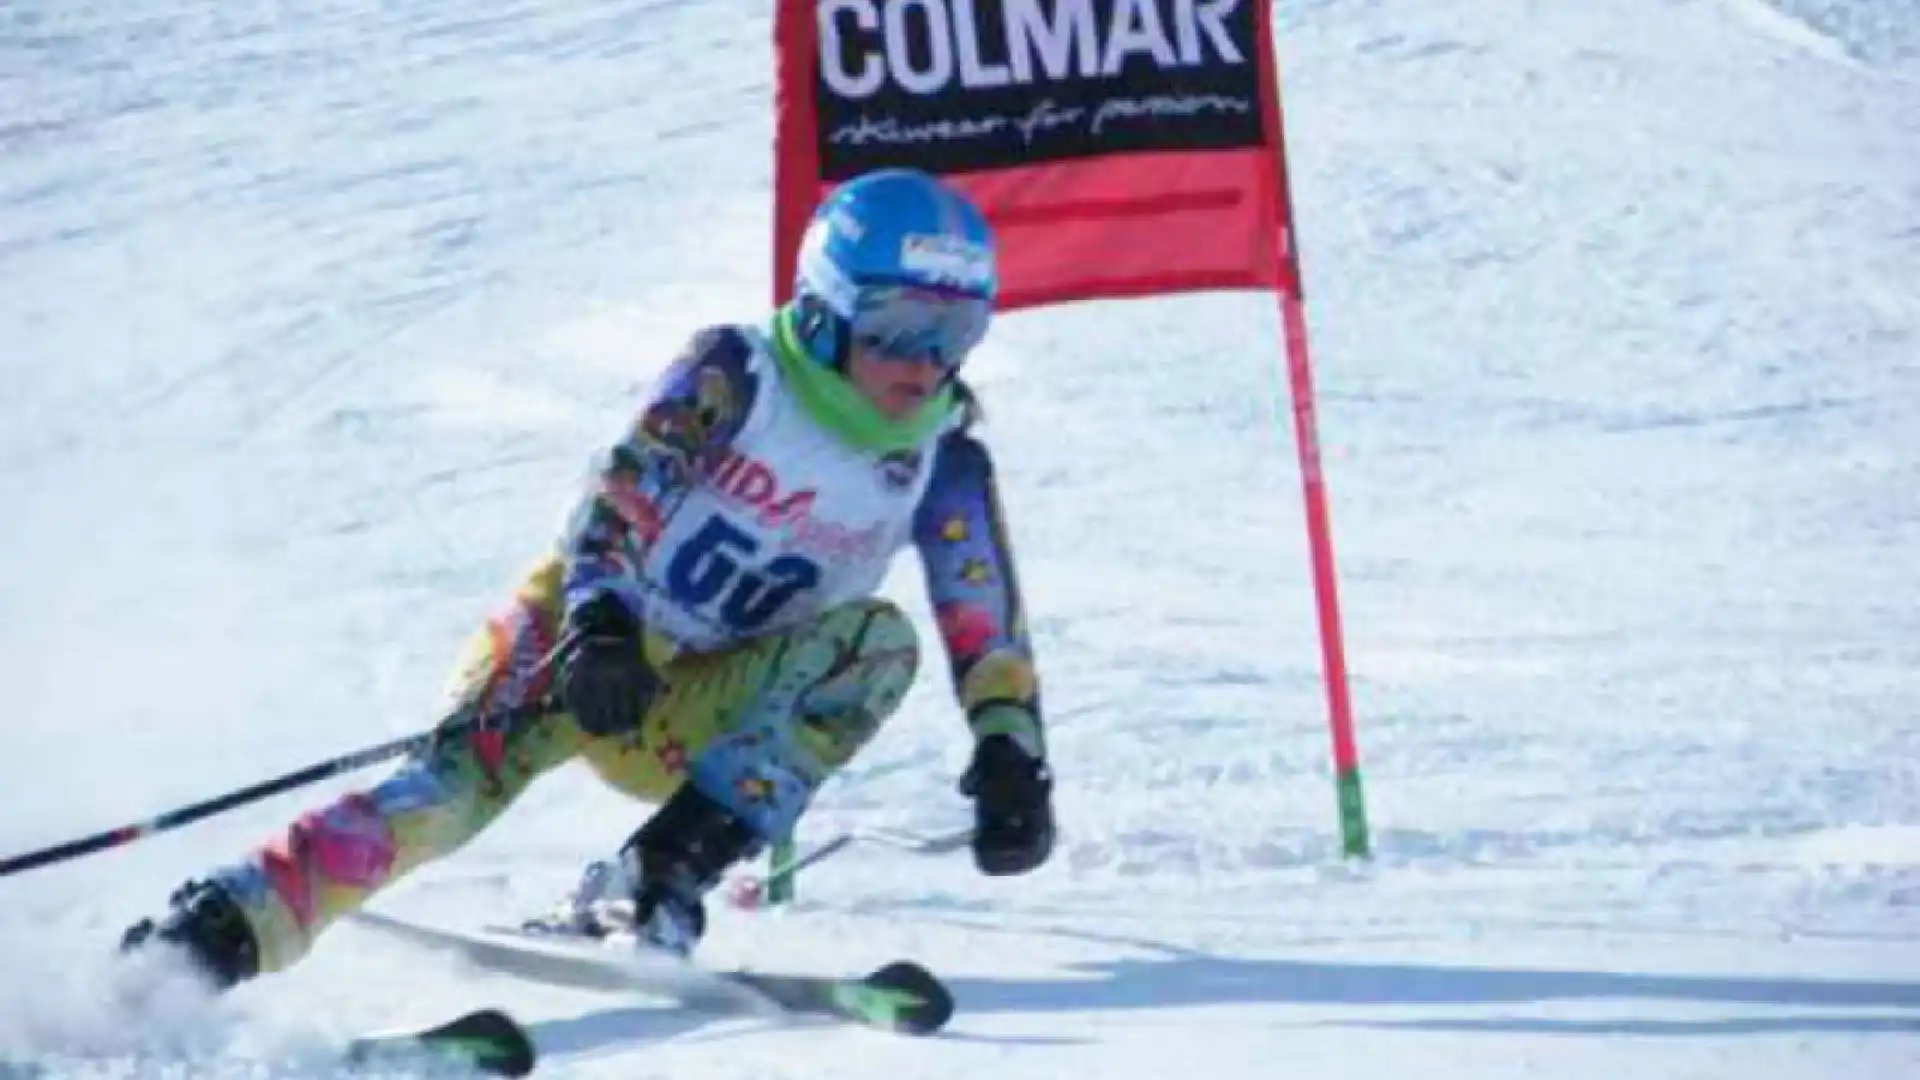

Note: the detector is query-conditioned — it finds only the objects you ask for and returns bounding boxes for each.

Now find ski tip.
[865,960,955,1036]
[345,1007,537,1078]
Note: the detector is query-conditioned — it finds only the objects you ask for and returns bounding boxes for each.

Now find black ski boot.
[618,783,762,956]
[119,879,261,991]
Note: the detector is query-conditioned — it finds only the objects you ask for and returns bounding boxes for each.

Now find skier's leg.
[575,597,920,952]
[121,561,590,988]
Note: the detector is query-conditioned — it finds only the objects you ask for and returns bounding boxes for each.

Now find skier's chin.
[875,387,929,418]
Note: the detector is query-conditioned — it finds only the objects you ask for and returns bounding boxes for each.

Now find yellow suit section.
[210,555,920,975]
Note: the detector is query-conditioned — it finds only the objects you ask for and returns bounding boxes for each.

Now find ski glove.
[557,592,661,737]
[959,733,1055,876]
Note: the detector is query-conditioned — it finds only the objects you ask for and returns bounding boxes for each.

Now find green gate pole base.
[766,834,797,905]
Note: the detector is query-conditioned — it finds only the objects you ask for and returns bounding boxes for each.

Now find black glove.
[557,593,660,737]
[959,733,1055,876]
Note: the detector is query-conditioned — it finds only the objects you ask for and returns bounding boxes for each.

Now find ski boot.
[620,783,761,956]
[521,855,636,940]
[119,878,261,990]
[524,784,760,956]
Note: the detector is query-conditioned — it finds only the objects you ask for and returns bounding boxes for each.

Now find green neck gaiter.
[769,305,955,453]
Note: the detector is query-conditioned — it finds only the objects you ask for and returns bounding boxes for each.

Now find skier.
[121,168,1056,990]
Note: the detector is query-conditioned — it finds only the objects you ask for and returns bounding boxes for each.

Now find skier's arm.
[912,430,1045,755]
[558,327,758,621]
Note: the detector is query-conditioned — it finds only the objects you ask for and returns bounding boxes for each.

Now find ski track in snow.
[2,0,1918,1076]
[1722,0,1920,75]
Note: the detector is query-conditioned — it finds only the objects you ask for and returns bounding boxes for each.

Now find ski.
[488,921,953,1035]
[725,958,953,1035]
[0,1011,537,1080]
[350,909,954,1036]
[343,1007,537,1077]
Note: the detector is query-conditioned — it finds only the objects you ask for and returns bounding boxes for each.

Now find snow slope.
[1,0,1916,1076]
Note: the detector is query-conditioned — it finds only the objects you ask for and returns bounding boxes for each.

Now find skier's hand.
[959,728,1055,876]
[558,593,661,737]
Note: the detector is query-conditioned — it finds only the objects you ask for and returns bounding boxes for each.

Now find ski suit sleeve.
[557,327,758,623]
[912,429,1045,755]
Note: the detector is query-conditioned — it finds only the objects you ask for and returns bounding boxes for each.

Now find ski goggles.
[848,284,992,373]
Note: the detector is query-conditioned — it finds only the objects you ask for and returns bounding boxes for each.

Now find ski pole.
[730,825,973,909]
[853,825,976,856]
[0,695,558,879]
[0,629,580,879]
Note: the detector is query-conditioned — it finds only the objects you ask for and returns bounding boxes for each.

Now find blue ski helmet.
[790,169,997,375]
